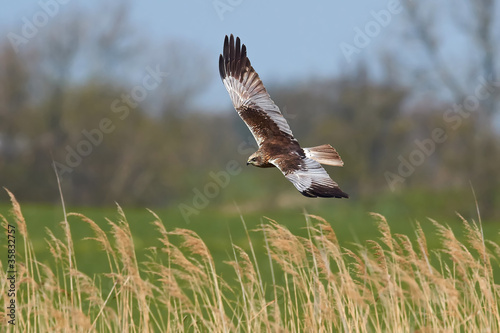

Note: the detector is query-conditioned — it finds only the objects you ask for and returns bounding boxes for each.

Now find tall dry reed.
[1,191,499,332]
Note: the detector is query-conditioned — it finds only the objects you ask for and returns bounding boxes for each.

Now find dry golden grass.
[1,191,500,332]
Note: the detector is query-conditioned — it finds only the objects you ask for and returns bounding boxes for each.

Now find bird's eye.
[252,157,257,161]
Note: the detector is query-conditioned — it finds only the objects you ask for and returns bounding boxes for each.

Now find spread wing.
[271,155,349,198]
[219,34,294,146]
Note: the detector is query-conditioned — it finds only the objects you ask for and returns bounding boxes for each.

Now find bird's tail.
[304,144,344,167]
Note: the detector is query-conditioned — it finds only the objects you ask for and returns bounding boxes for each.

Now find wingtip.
[218,54,225,80]
[220,34,251,81]
[301,186,349,199]
[241,44,246,59]
[339,191,349,199]
[223,35,229,61]
[331,187,349,199]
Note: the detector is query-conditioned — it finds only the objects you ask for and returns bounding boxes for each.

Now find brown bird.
[219,35,348,198]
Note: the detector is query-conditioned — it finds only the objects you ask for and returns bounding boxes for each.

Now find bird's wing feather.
[219,35,293,146]
[271,155,349,198]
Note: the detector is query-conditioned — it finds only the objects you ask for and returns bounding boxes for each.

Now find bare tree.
[401,0,499,114]
[399,0,500,217]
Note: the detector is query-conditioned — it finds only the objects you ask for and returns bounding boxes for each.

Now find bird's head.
[247,152,263,167]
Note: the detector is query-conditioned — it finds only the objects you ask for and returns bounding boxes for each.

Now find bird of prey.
[219,35,348,198]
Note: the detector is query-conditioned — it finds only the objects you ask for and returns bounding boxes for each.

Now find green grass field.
[1,188,498,280]
[1,188,496,280]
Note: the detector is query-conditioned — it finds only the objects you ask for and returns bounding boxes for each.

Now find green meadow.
[2,188,497,283]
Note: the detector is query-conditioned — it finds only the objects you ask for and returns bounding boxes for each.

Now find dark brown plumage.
[219,35,348,198]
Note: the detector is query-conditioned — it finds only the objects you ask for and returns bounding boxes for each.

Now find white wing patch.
[219,35,294,144]
[222,76,247,111]
[287,158,340,188]
[222,76,293,140]
[272,157,346,198]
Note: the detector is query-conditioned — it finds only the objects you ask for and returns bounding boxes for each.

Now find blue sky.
[130,0,399,83]
[1,0,402,108]
[2,1,498,111]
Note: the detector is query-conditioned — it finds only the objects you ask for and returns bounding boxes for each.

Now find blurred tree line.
[0,2,498,217]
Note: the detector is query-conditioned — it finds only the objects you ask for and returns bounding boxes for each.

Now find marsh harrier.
[219,35,348,198]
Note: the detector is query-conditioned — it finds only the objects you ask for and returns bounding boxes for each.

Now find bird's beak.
[246,161,250,166]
